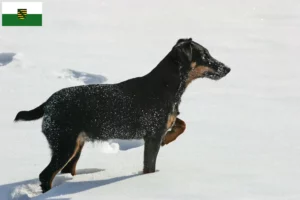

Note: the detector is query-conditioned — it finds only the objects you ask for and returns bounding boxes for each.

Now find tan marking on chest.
[166,114,177,130]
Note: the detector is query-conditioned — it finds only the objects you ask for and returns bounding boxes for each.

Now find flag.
[2,2,42,26]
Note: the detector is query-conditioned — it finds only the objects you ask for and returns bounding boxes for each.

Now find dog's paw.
[143,169,156,174]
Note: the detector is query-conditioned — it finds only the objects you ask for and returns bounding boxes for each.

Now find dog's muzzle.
[205,65,231,80]
[218,66,231,77]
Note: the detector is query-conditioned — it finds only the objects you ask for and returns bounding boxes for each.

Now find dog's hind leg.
[61,142,85,176]
[39,132,84,193]
[161,118,186,146]
[143,135,163,174]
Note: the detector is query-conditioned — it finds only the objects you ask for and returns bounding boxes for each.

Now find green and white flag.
[2,2,42,26]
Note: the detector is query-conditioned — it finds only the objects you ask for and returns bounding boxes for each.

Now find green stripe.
[2,14,42,26]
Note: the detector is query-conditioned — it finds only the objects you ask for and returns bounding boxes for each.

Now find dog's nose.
[224,67,231,75]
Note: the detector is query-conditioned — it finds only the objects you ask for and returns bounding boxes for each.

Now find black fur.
[14,103,45,121]
[15,38,230,192]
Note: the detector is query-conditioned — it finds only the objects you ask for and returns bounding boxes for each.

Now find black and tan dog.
[14,38,230,192]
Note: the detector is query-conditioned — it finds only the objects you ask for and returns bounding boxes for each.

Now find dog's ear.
[176,39,185,45]
[173,41,193,65]
[176,38,192,45]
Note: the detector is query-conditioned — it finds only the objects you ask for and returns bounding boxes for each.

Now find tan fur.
[186,62,215,86]
[166,114,177,130]
[49,132,86,188]
[70,143,84,176]
[162,118,186,145]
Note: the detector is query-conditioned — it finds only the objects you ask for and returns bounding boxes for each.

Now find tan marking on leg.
[162,118,186,146]
[49,132,86,188]
[70,143,84,176]
[49,169,62,189]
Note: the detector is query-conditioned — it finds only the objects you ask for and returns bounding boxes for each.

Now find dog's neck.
[146,53,189,106]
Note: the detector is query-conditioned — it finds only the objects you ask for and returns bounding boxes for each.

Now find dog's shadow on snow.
[1,168,140,200]
[39,173,139,200]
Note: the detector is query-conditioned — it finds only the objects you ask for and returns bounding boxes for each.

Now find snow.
[0,0,300,199]
[56,69,107,85]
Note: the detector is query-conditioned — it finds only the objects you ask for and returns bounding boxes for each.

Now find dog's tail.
[14,103,46,122]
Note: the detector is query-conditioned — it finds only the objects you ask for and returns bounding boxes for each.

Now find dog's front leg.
[161,118,186,146]
[143,135,162,174]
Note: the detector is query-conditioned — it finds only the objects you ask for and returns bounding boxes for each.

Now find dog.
[14,38,230,192]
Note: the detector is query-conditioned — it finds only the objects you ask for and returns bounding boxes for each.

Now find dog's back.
[41,77,171,140]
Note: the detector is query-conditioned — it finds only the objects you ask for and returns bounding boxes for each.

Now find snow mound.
[10,180,41,200]
[97,141,120,153]
[110,139,144,151]
[10,169,104,200]
[56,69,107,85]
[10,175,73,200]
[91,140,143,153]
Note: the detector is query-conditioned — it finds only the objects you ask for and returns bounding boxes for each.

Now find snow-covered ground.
[1,0,300,199]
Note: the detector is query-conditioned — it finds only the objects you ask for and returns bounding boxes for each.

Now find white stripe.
[2,2,42,14]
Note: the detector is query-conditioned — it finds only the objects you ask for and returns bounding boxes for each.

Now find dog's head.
[171,38,230,84]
